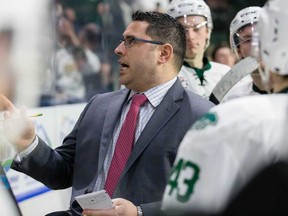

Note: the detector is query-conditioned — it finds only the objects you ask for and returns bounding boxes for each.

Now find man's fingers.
[0,94,16,112]
[3,110,12,119]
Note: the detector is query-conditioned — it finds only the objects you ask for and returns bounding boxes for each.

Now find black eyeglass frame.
[120,36,165,48]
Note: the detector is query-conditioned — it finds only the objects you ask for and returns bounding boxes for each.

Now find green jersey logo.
[191,112,218,130]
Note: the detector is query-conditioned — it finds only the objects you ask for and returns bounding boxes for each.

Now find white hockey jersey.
[221,78,267,103]
[221,80,255,102]
[178,59,230,100]
[162,94,288,215]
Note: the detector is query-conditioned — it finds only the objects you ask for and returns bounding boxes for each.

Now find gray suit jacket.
[12,79,214,214]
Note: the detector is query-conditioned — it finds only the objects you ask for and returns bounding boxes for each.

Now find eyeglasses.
[120,36,165,48]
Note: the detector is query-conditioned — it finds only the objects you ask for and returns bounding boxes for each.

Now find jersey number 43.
[167,158,200,203]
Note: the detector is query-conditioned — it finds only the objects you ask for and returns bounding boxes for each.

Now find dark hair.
[81,23,102,45]
[132,10,186,71]
[211,42,231,60]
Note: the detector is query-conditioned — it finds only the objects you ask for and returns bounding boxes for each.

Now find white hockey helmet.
[229,6,261,59]
[251,0,288,89]
[167,0,213,30]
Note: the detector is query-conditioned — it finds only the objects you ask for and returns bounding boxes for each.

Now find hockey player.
[162,0,288,215]
[221,6,268,102]
[167,0,230,100]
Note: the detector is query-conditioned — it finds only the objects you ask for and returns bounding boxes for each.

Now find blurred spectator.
[78,23,113,100]
[95,1,113,31]
[0,29,15,101]
[63,7,81,34]
[40,14,86,106]
[77,23,101,74]
[95,0,126,90]
[230,0,266,11]
[131,0,169,12]
[54,16,86,103]
[116,0,133,27]
[206,0,236,45]
[210,42,236,67]
[55,0,63,17]
[154,1,167,12]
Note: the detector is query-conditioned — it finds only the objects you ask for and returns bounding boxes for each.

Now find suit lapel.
[121,79,184,177]
[97,89,130,175]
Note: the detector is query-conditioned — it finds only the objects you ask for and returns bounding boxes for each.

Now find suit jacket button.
[84,189,92,194]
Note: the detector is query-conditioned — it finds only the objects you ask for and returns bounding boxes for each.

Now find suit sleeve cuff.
[15,136,39,162]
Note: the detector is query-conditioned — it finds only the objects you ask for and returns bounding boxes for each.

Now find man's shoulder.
[183,89,215,111]
[90,88,128,100]
[183,96,278,146]
[212,94,288,125]
[86,89,128,108]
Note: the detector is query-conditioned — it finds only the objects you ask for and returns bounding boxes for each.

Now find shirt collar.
[128,77,177,107]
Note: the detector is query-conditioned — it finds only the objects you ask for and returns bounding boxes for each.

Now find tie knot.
[131,94,148,107]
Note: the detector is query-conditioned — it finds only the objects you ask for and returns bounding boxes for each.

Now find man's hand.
[82,198,138,216]
[0,94,36,151]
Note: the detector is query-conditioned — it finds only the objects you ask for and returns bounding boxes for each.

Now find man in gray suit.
[1,11,214,216]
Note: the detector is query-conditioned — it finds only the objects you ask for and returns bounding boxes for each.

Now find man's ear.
[158,43,173,64]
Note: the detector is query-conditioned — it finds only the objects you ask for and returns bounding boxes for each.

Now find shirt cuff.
[15,136,39,162]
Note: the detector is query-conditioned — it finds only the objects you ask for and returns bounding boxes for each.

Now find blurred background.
[2,0,267,109]
[0,1,267,215]
[55,0,267,102]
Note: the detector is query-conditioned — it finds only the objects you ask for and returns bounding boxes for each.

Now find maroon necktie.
[104,94,148,197]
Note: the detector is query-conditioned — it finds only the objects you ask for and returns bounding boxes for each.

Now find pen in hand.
[0,113,43,122]
[29,113,43,118]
